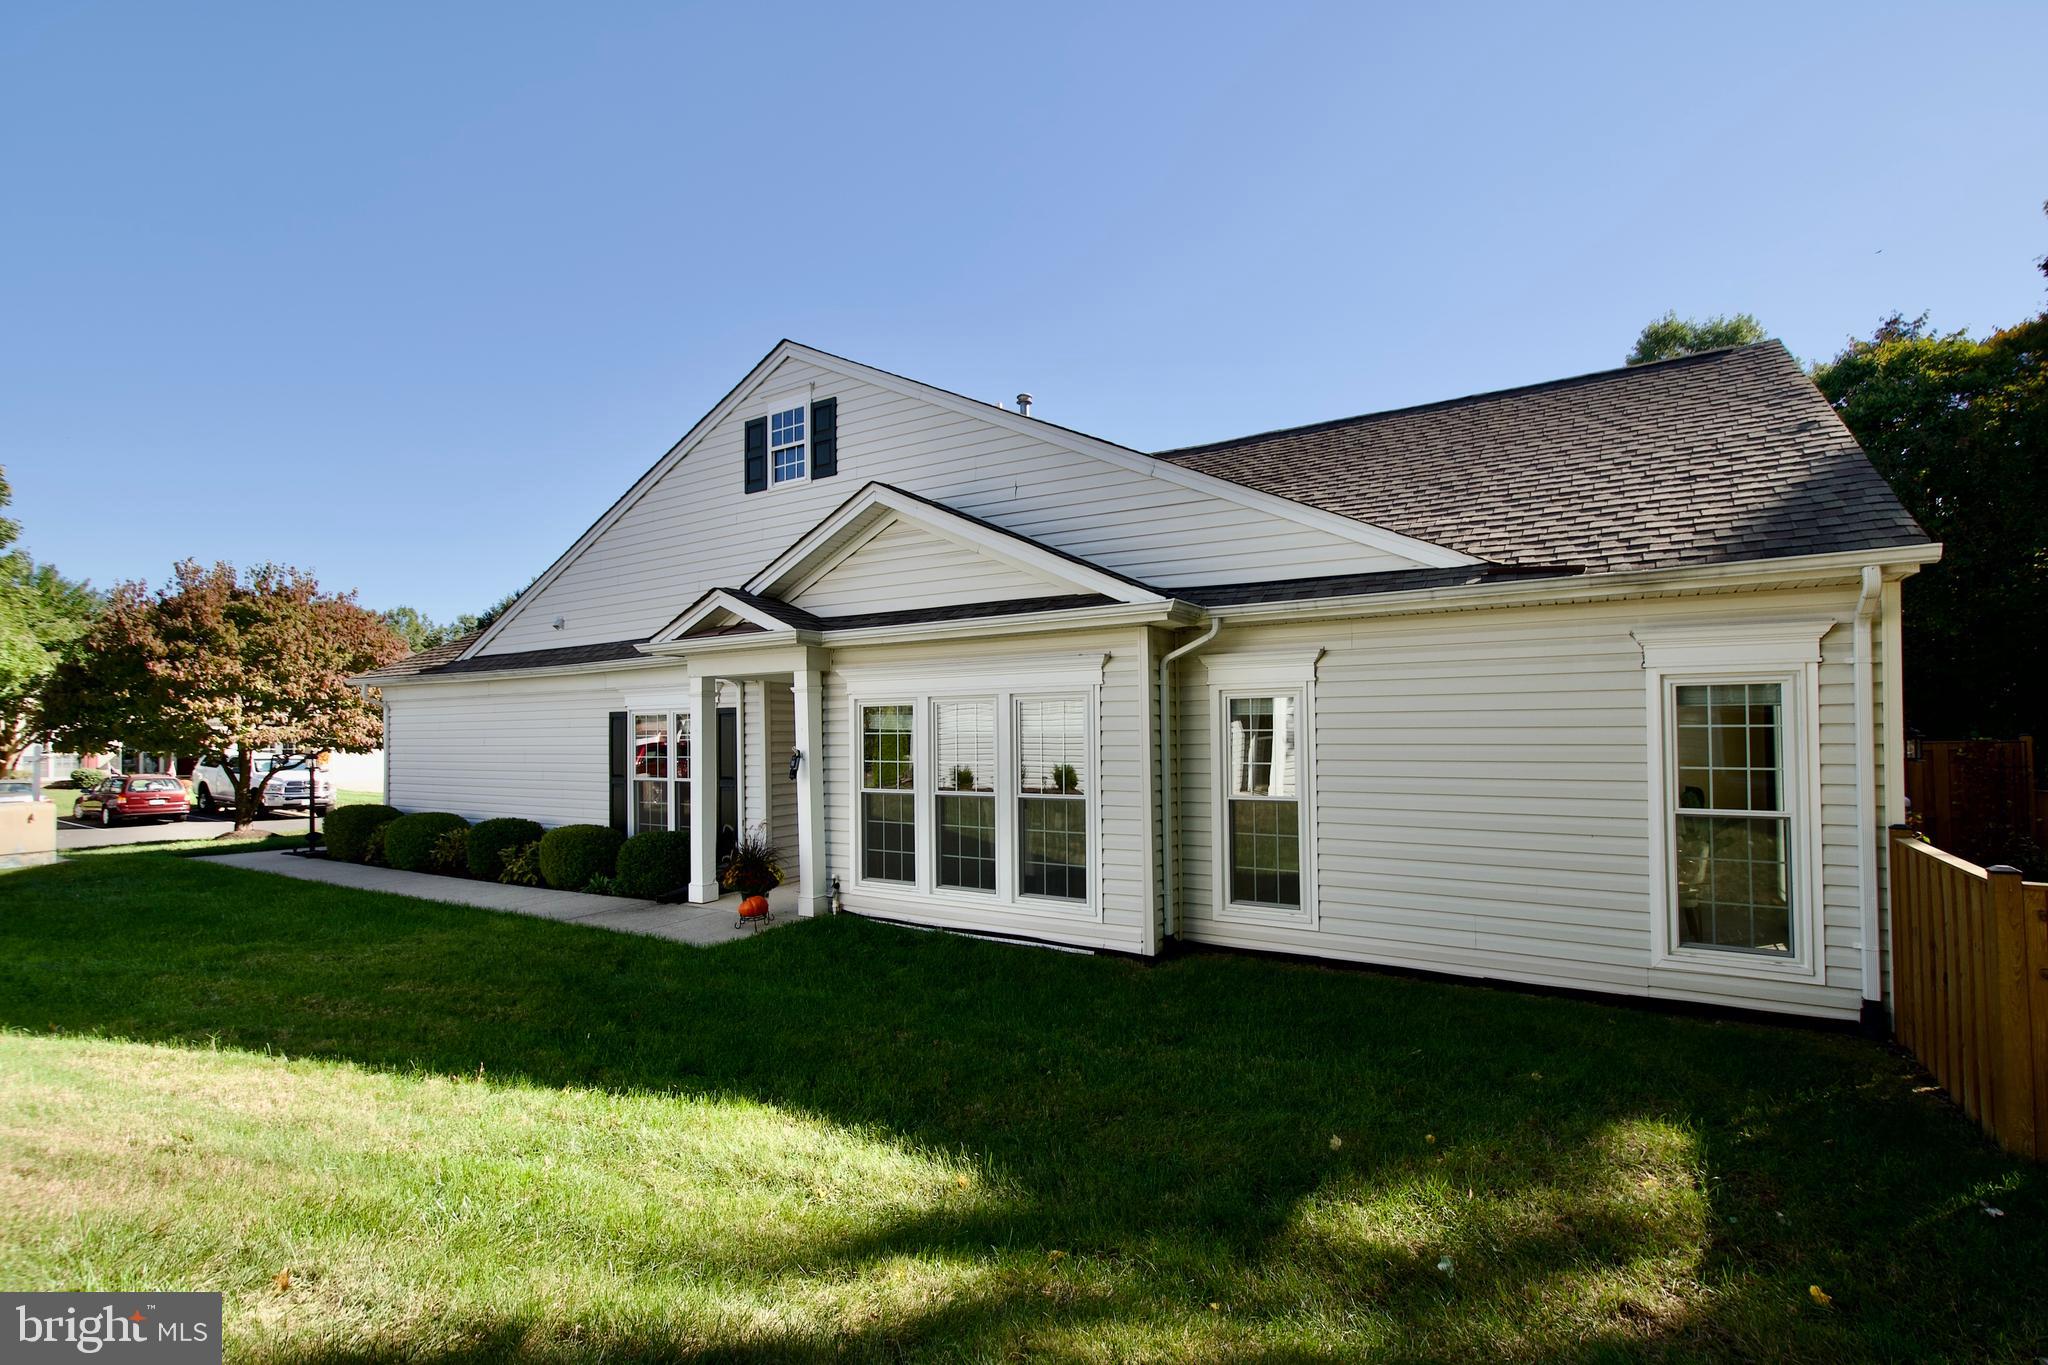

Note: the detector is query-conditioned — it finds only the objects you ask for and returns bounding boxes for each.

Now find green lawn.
[0,849,2041,1362]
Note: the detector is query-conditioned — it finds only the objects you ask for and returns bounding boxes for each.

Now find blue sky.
[4,2,2044,622]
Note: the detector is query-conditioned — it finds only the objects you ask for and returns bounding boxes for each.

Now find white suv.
[192,752,335,817]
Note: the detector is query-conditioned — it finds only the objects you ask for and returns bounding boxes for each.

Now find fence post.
[1986,866,2037,1158]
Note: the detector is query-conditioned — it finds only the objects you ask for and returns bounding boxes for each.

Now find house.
[357,340,1936,1025]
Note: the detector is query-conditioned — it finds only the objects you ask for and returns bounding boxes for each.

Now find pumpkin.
[738,895,772,920]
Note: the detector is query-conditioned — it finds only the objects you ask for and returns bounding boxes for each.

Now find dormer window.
[769,404,807,484]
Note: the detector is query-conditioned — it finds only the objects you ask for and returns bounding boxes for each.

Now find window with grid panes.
[934,699,996,892]
[860,703,915,883]
[1016,696,1087,901]
[1224,694,1301,909]
[1671,682,1792,955]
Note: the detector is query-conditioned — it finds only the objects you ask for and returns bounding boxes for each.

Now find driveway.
[56,808,320,850]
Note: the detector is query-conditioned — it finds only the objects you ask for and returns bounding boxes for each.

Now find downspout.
[1158,616,1221,942]
[1853,565,1884,1029]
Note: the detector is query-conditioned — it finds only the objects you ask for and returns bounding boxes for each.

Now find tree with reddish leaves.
[41,561,407,830]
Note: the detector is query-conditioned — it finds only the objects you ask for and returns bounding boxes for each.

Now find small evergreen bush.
[383,812,470,872]
[325,803,400,863]
[615,829,690,899]
[537,823,624,891]
[467,817,545,880]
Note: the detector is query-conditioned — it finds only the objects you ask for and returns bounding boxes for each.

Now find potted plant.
[720,826,784,920]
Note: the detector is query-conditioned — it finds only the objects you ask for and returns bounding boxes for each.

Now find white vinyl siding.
[381,672,737,828]
[480,355,1424,654]
[765,681,801,884]
[788,517,1069,617]
[1173,584,1882,1021]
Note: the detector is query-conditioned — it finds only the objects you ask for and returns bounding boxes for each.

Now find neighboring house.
[357,340,1936,1024]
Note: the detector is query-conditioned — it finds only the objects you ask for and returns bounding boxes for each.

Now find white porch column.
[687,673,722,903]
[793,660,829,916]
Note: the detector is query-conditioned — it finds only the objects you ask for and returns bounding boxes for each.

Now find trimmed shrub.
[467,817,544,880]
[325,803,400,863]
[538,823,624,891]
[384,812,470,872]
[615,829,690,899]
[431,826,470,875]
[499,841,543,887]
[71,768,108,791]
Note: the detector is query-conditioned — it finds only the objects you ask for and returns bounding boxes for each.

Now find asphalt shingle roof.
[1155,341,1929,576]
[1172,563,1581,608]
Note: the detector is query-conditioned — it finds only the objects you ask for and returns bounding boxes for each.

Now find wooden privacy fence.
[1903,736,2046,859]
[1890,828,2048,1160]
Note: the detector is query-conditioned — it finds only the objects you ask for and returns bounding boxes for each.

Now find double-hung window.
[769,404,807,484]
[860,703,916,883]
[935,700,997,892]
[1223,693,1304,912]
[631,711,691,833]
[1017,697,1088,901]
[1672,683,1791,955]
[1637,621,1825,979]
[850,680,1096,915]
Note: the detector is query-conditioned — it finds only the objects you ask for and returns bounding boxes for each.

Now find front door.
[717,706,739,867]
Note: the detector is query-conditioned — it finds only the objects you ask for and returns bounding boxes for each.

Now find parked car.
[192,752,334,816]
[0,779,38,804]
[73,774,189,826]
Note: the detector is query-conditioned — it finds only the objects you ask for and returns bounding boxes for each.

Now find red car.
[75,775,190,826]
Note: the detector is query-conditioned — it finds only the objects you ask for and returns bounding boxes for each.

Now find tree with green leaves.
[380,587,526,655]
[41,561,408,829]
[1814,308,2047,743]
[0,466,101,774]
[1626,311,1769,365]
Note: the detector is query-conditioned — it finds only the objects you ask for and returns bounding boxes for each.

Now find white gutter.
[1853,564,1884,1012]
[1158,617,1221,940]
[1202,544,1943,627]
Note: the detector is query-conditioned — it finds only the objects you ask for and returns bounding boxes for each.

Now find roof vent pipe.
[1015,393,1033,418]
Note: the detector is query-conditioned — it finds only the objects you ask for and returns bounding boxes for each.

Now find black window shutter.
[608,711,629,832]
[810,396,838,479]
[743,417,768,493]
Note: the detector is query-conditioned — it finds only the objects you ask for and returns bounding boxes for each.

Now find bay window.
[850,681,1097,915]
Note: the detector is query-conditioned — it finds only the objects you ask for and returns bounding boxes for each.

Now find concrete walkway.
[207,851,800,946]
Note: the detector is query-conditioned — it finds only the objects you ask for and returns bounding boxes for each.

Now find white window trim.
[848,681,1102,922]
[753,382,815,491]
[1210,682,1318,929]
[854,695,919,887]
[625,707,692,837]
[1636,621,1829,982]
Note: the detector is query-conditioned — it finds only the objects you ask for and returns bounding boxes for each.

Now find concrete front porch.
[209,851,802,946]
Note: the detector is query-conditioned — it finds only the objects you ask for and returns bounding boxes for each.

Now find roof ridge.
[1152,340,1789,459]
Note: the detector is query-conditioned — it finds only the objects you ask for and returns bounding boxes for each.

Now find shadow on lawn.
[2,853,2041,1361]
